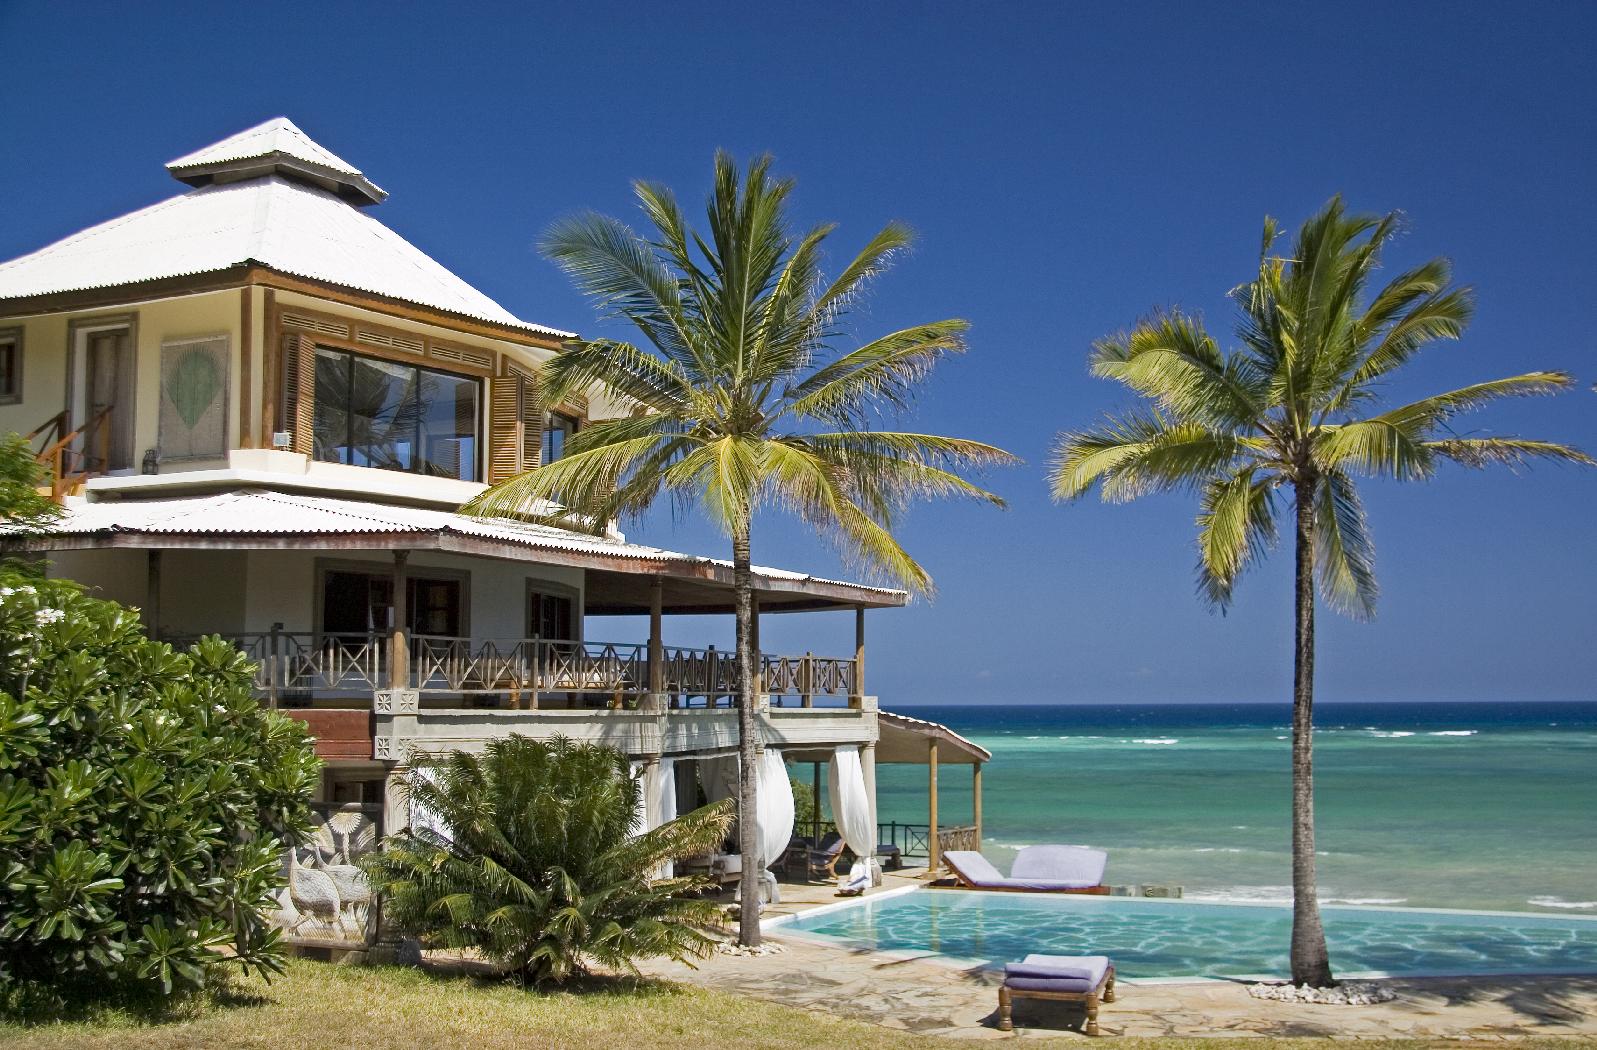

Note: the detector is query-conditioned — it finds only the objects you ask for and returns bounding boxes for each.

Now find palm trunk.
[732,517,762,946]
[1290,476,1334,987]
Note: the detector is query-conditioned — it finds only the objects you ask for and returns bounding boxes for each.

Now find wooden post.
[972,761,984,849]
[648,577,664,694]
[852,606,866,707]
[862,742,878,868]
[928,739,940,874]
[801,651,813,708]
[145,550,162,640]
[750,595,762,698]
[389,551,409,690]
[811,761,822,842]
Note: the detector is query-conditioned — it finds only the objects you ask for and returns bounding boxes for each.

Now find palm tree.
[467,153,1014,944]
[1049,197,1590,986]
[361,736,734,984]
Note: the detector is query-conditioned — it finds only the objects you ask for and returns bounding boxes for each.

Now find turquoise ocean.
[871,701,1596,914]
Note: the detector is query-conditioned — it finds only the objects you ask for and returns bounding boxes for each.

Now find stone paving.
[642,869,1597,1041]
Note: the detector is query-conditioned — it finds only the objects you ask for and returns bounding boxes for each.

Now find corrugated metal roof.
[11,490,905,601]
[166,117,366,180]
[0,176,571,336]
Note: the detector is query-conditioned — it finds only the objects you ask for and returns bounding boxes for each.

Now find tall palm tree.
[468,153,1014,945]
[1049,197,1590,986]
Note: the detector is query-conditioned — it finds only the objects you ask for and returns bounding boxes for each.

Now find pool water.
[776,890,1597,979]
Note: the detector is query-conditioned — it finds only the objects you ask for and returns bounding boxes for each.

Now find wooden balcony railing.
[164,631,860,708]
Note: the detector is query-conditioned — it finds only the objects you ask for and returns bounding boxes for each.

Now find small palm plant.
[1050,197,1590,986]
[360,736,732,985]
[467,152,1014,944]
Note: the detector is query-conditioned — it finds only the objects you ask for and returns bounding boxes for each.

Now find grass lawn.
[2,958,1594,1050]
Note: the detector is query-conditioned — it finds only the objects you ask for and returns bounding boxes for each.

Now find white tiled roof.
[13,489,905,602]
[166,117,367,180]
[0,176,571,336]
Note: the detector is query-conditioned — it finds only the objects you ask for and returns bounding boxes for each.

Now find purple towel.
[1005,962,1096,982]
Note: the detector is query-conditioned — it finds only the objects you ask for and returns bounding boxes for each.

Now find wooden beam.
[928,739,940,874]
[238,287,253,449]
[260,288,277,448]
[972,761,983,849]
[389,550,409,690]
[852,605,866,705]
[648,577,663,694]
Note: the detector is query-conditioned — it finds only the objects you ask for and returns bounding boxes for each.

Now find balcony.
[169,630,861,710]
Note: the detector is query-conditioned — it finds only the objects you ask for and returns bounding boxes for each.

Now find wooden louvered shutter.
[280,333,316,455]
[487,374,525,483]
[520,371,546,471]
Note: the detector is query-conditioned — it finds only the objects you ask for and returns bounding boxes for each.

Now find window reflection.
[313,347,480,481]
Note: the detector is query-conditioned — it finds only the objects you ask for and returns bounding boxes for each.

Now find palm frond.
[783,320,969,427]
[1425,437,1594,469]
[541,338,693,412]
[1195,467,1278,609]
[1091,313,1265,428]
[1050,412,1253,503]
[1372,372,1577,431]
[1313,469,1377,619]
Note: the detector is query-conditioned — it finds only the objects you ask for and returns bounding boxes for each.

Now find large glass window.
[543,411,579,464]
[313,347,481,481]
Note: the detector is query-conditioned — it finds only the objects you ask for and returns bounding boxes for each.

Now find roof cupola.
[164,116,387,205]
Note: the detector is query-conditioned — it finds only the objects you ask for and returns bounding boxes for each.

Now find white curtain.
[630,761,650,837]
[755,749,795,871]
[635,758,677,878]
[699,754,739,804]
[828,745,879,885]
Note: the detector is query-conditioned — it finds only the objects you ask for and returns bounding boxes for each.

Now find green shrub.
[362,736,733,985]
[0,571,319,1004]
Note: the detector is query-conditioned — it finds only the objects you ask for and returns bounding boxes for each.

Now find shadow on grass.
[409,955,692,1002]
[0,970,274,1029]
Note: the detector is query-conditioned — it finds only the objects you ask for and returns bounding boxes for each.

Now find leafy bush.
[362,736,733,985]
[0,572,319,1003]
[0,432,59,535]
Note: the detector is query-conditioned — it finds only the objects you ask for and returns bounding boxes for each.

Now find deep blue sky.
[2,1,1592,704]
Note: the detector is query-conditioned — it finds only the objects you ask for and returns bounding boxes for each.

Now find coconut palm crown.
[1049,196,1590,986]
[467,152,1015,943]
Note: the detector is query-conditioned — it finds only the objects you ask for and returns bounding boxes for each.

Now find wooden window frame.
[0,326,22,405]
[63,312,139,471]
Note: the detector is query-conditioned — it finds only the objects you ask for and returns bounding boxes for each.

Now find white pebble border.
[1248,981,1396,1005]
[714,941,787,957]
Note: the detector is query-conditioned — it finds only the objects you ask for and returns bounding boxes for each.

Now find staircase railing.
[29,407,113,501]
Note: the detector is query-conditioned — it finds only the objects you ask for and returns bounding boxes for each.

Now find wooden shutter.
[280,333,316,455]
[487,374,524,484]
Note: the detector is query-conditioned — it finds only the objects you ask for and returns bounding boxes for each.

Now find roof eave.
[170,156,387,205]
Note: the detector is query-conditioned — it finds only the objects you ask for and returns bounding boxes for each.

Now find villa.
[0,118,988,947]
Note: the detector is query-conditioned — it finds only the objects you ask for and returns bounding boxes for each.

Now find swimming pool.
[773,889,1597,980]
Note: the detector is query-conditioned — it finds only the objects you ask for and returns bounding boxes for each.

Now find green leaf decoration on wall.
[166,347,220,430]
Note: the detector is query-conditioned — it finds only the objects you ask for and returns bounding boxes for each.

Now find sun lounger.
[942,846,1108,893]
[998,953,1115,1035]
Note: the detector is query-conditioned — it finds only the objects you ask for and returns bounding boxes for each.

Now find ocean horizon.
[872,700,1596,915]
